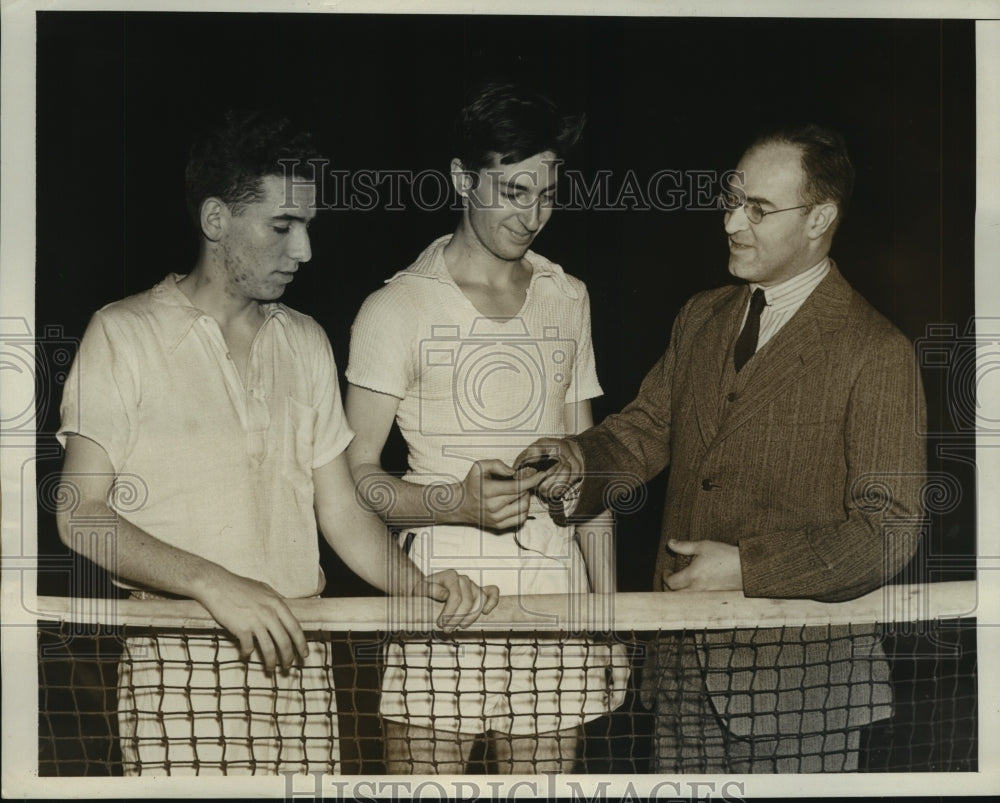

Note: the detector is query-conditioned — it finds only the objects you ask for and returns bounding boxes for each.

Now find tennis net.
[35,580,977,776]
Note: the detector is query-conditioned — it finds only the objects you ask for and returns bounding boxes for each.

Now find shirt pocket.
[283,397,317,497]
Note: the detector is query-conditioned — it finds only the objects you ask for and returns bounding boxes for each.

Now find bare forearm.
[56,498,228,602]
[351,457,539,532]
[58,434,311,670]
[317,483,501,631]
[351,460,468,526]
[317,496,424,595]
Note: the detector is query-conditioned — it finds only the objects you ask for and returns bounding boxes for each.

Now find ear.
[450,158,476,198]
[806,202,839,239]
[199,197,228,242]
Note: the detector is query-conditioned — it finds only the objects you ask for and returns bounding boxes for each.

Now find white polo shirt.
[58,274,353,598]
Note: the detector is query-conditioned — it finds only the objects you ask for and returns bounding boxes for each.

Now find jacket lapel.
[691,287,746,446]
[714,265,851,443]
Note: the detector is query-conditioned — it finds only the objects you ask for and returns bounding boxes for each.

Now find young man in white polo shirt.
[56,111,497,776]
[346,83,627,774]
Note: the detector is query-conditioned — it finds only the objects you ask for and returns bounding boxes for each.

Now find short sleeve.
[566,287,603,404]
[307,324,355,469]
[57,310,139,471]
[345,285,416,400]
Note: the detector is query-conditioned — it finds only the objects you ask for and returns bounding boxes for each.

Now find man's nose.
[520,200,542,231]
[289,228,312,263]
[724,204,750,235]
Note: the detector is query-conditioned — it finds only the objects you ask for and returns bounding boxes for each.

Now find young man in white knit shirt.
[345,83,627,774]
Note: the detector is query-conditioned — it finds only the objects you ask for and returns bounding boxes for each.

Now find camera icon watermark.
[0,317,78,441]
[418,317,579,437]
[915,317,1000,436]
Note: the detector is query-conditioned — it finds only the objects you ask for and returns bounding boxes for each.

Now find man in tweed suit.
[518,124,927,772]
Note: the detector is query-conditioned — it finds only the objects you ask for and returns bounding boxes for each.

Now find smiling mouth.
[729,240,753,250]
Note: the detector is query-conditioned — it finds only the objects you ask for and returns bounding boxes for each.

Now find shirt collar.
[385,234,579,299]
[152,273,286,352]
[749,257,830,310]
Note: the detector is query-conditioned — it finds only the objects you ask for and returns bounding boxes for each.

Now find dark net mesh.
[37,587,976,776]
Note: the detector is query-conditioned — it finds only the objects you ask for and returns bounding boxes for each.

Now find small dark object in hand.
[518,455,559,473]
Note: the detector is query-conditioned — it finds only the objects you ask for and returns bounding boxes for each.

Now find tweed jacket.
[568,264,926,738]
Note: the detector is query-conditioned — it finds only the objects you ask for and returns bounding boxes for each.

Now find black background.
[34,12,976,595]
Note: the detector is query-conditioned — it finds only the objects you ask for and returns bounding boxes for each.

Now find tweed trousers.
[642,634,864,773]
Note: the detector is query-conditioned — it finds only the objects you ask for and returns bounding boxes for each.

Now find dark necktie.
[734,288,767,372]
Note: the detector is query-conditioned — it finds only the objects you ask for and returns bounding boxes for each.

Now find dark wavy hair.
[184,110,324,226]
[453,82,585,173]
[751,124,855,223]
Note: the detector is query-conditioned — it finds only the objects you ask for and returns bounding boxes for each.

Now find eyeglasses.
[719,190,810,224]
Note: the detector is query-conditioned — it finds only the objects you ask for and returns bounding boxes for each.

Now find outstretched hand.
[456,459,546,532]
[411,570,500,632]
[664,539,743,592]
[195,569,308,673]
[514,437,584,503]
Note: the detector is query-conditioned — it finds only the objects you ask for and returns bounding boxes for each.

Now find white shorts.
[117,631,339,775]
[380,637,629,735]
[380,521,630,734]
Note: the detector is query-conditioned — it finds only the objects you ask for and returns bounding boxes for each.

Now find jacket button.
[701,478,714,491]
[727,392,738,402]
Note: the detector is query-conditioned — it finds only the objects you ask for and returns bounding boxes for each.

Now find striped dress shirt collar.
[743,257,831,351]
